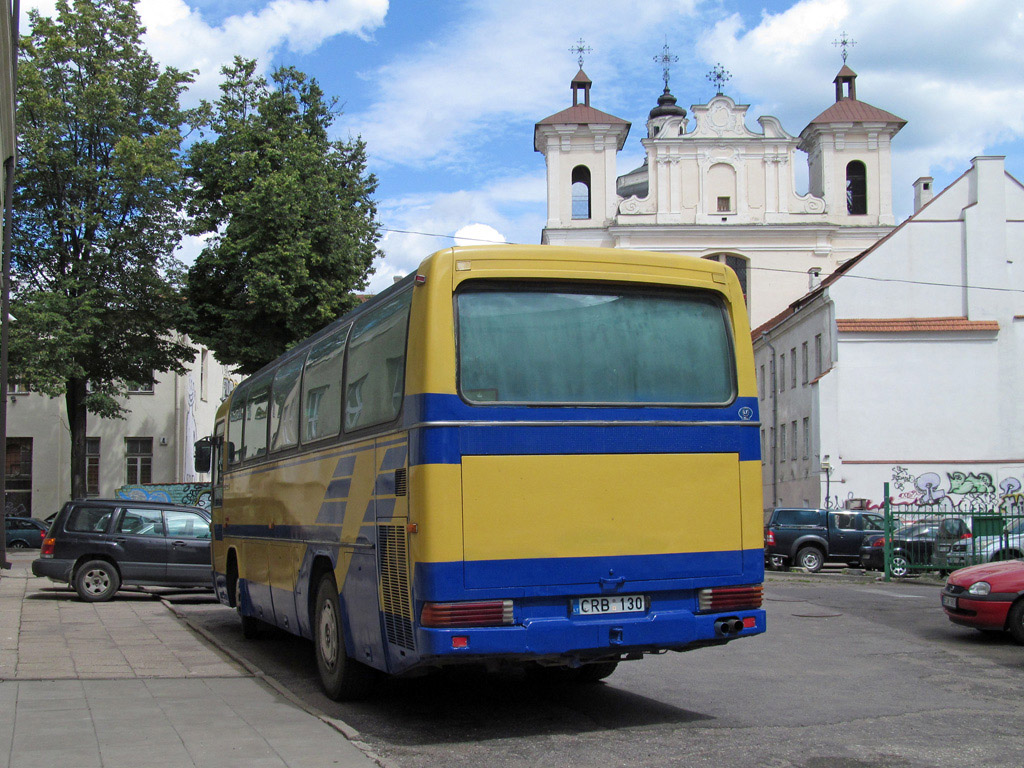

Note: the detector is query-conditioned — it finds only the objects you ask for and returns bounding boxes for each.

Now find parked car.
[946,519,1024,569]
[859,516,971,577]
[32,499,213,602]
[5,516,48,549]
[941,558,1024,643]
[764,508,884,572]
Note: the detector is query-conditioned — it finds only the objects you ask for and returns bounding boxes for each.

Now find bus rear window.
[457,285,735,405]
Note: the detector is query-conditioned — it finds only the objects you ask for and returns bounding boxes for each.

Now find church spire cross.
[832,31,856,64]
[570,38,592,69]
[706,62,731,95]
[653,41,679,92]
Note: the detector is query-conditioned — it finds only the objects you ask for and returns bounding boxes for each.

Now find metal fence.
[880,481,1024,580]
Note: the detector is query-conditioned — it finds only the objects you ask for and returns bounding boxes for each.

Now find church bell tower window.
[571,165,592,220]
[846,160,867,215]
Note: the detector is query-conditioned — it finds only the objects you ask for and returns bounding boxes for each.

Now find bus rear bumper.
[412,607,765,666]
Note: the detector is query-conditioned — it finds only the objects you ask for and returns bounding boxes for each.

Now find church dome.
[649,88,686,119]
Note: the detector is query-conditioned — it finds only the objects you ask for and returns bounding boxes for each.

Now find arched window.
[703,253,748,304]
[571,165,591,220]
[846,161,867,215]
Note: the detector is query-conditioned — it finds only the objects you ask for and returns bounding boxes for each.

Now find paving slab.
[1,553,382,768]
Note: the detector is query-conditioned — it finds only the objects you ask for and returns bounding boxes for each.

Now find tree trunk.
[66,378,88,500]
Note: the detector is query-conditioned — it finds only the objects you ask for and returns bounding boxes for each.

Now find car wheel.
[889,554,910,578]
[74,560,120,602]
[10,540,28,549]
[314,574,377,700]
[1008,600,1024,645]
[796,547,824,573]
[235,578,261,640]
[768,555,788,571]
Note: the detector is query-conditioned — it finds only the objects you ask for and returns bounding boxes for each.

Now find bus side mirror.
[194,437,213,474]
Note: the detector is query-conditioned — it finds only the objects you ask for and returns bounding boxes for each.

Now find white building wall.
[6,342,236,517]
[757,156,1024,513]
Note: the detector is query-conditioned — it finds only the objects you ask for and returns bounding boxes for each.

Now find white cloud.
[22,1,389,103]
[695,0,1024,217]
[342,0,699,168]
[136,0,388,101]
[367,170,546,292]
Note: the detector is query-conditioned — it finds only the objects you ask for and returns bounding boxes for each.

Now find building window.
[759,364,765,397]
[761,429,766,464]
[125,438,153,485]
[815,334,823,376]
[5,438,33,517]
[791,421,798,460]
[717,196,731,213]
[128,377,154,394]
[704,253,748,304]
[769,427,775,466]
[790,348,797,389]
[802,342,809,385]
[571,165,591,220]
[779,355,785,394]
[8,382,28,395]
[200,349,209,402]
[86,438,100,497]
[803,417,810,459]
[846,160,867,215]
[780,424,787,462]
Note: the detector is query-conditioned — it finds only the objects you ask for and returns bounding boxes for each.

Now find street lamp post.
[820,457,833,510]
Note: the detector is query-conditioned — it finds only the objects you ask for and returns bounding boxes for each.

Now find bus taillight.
[421,600,513,628]
[697,585,763,613]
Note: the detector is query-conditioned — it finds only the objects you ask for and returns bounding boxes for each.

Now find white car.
[946,519,1024,568]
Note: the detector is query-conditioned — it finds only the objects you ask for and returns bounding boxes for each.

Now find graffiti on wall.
[884,466,1024,515]
[116,483,211,511]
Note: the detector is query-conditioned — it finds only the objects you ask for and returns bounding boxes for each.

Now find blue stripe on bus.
[410,423,760,466]
[405,393,760,424]
[411,549,765,601]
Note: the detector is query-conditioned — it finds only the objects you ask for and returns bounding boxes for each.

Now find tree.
[11,0,197,499]
[184,57,382,376]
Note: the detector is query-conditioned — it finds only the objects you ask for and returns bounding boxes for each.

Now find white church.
[534,64,906,328]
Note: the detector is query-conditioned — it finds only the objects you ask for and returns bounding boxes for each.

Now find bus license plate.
[573,595,647,615]
[942,594,957,609]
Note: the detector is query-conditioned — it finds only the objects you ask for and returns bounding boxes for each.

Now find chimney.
[808,267,822,290]
[913,177,933,213]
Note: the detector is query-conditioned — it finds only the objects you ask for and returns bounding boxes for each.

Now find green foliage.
[185,57,382,375]
[12,0,199,496]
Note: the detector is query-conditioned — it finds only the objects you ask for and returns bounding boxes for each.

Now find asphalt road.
[169,572,1024,768]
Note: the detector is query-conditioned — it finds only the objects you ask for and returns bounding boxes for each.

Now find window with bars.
[125,437,153,485]
[86,438,100,496]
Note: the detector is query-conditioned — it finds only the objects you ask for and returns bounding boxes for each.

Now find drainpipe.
[1,1,20,574]
[761,333,778,508]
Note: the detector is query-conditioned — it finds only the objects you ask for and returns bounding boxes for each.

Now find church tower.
[798,66,906,225]
[534,70,630,233]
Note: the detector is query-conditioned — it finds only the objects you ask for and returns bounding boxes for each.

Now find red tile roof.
[809,98,906,126]
[836,317,999,333]
[536,104,630,127]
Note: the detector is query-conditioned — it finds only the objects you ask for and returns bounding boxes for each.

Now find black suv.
[764,507,885,572]
[32,499,212,602]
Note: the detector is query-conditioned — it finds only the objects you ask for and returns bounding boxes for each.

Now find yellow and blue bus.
[197,244,765,699]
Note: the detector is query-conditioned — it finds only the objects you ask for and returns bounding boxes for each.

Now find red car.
[941,559,1024,643]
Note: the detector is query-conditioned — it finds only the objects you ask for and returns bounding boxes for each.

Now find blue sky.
[24,0,1024,291]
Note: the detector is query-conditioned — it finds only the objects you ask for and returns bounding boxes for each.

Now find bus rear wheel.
[314,574,377,701]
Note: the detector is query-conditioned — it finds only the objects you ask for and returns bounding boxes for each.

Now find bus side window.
[242,377,271,460]
[344,291,412,432]
[302,326,348,443]
[271,353,305,452]
[228,387,246,466]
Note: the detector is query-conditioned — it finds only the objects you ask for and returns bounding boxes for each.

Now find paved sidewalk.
[0,552,381,768]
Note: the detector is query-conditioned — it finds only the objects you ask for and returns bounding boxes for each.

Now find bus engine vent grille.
[379,524,415,650]
[394,467,407,497]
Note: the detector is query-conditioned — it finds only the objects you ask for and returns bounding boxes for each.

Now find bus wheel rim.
[320,599,338,670]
